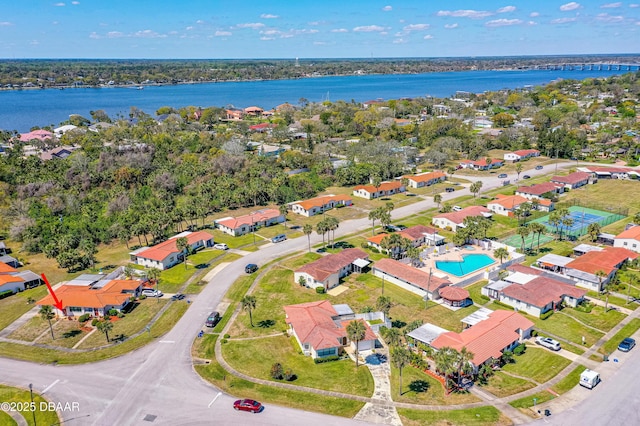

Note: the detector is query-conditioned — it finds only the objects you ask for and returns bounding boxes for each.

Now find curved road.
[2,162,617,426]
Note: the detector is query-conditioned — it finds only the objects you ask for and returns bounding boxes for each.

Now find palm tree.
[391,346,412,396]
[406,246,421,267]
[515,162,523,180]
[39,305,56,340]
[381,326,402,347]
[470,181,483,198]
[146,267,161,303]
[434,347,457,393]
[325,216,339,247]
[303,224,313,252]
[346,320,366,368]
[279,204,288,229]
[560,217,574,241]
[517,225,531,254]
[595,270,608,310]
[376,295,393,318]
[176,236,189,269]
[433,193,442,210]
[368,208,381,236]
[494,247,509,265]
[588,222,601,242]
[528,222,547,252]
[242,295,257,327]
[454,347,474,387]
[316,220,329,247]
[96,319,114,343]
[380,234,411,259]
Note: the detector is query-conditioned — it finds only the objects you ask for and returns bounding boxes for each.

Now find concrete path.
[354,349,402,426]
[470,385,533,425]
[72,327,97,349]
[0,305,39,338]
[8,410,27,426]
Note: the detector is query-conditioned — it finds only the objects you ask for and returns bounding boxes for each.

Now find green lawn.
[561,305,626,332]
[0,286,49,332]
[528,310,605,347]
[502,347,571,383]
[587,291,639,310]
[207,229,264,249]
[509,365,586,411]
[551,365,586,394]
[0,385,61,426]
[36,319,90,348]
[389,365,480,405]
[398,406,509,426]
[466,280,490,305]
[221,335,374,396]
[599,318,640,355]
[8,316,51,342]
[480,371,536,397]
[0,411,15,426]
[188,249,225,266]
[157,264,195,293]
[184,253,243,293]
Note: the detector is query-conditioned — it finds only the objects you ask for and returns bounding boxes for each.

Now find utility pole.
[29,383,37,426]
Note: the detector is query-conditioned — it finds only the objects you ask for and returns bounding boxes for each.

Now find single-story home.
[18,129,53,142]
[459,158,504,170]
[503,149,540,162]
[294,248,369,291]
[580,166,640,180]
[367,225,442,252]
[515,182,564,200]
[372,258,451,299]
[0,262,43,294]
[353,181,405,199]
[215,208,285,236]
[404,171,446,189]
[284,301,379,359]
[550,172,593,190]
[432,206,492,232]
[614,225,640,253]
[439,286,472,308]
[37,279,143,318]
[487,194,553,217]
[289,194,352,217]
[129,231,214,270]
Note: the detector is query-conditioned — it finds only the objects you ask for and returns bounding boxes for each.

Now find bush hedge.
[0,290,14,300]
[78,313,90,323]
[314,355,339,364]
[540,310,554,320]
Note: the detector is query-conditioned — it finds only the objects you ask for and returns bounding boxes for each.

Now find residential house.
[367,225,442,253]
[614,226,640,253]
[0,262,43,294]
[362,99,384,108]
[289,194,352,217]
[36,278,143,318]
[53,124,78,138]
[503,149,540,162]
[215,209,285,236]
[482,265,586,317]
[129,231,214,270]
[18,130,53,143]
[294,248,369,291]
[352,181,405,199]
[404,171,446,189]
[284,301,379,359]
[580,166,640,180]
[244,106,264,116]
[432,206,493,232]
[459,159,504,170]
[258,144,286,157]
[417,310,534,370]
[40,146,76,161]
[249,123,276,133]
[550,172,593,190]
[0,255,19,268]
[225,108,244,120]
[515,182,564,201]
[372,258,451,300]
[487,194,554,217]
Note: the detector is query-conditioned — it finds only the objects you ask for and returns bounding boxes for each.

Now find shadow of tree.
[63,330,82,339]
[257,319,276,328]
[408,380,430,393]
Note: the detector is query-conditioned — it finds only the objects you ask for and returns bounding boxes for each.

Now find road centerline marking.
[42,379,60,394]
[208,392,222,408]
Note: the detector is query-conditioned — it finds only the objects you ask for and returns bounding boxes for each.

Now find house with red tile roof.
[18,129,53,143]
[458,158,504,170]
[367,225,442,253]
[515,182,564,200]
[487,194,553,217]
[37,279,143,318]
[352,181,405,199]
[0,261,42,295]
[482,265,586,317]
[550,172,592,190]
[428,310,534,369]
[432,206,492,232]
[284,301,378,359]
[503,149,540,162]
[404,171,446,189]
[614,225,640,253]
[294,248,369,291]
[244,106,264,116]
[289,194,352,217]
[580,166,640,180]
[225,108,244,120]
[372,258,451,300]
[439,286,471,308]
[215,208,284,236]
[564,247,638,291]
[129,231,214,270]
[249,123,277,132]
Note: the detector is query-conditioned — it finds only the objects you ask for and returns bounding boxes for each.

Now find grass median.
[398,406,510,426]
[0,385,61,426]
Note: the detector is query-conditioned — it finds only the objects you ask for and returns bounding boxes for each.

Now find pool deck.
[418,245,497,285]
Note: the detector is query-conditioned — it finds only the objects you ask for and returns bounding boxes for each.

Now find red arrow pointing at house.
[41,273,64,311]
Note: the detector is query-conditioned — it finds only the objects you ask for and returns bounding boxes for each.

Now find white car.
[141,289,163,298]
[535,336,561,351]
[452,206,463,212]
[213,243,229,250]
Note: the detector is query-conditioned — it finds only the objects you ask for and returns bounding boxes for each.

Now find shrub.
[221,339,228,344]
[370,247,380,253]
[314,355,339,364]
[284,369,296,381]
[139,294,147,300]
[0,290,13,300]
[315,287,325,294]
[108,308,118,316]
[360,242,368,249]
[531,330,538,337]
[78,313,90,323]
[540,310,554,320]
[117,312,125,318]
[91,318,99,326]
[270,362,284,380]
[513,343,526,356]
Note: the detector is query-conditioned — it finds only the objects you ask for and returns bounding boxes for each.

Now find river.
[0,68,632,133]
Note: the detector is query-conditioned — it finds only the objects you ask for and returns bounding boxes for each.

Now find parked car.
[170,293,185,301]
[141,288,163,298]
[452,206,462,212]
[205,311,221,327]
[245,263,258,274]
[535,165,544,170]
[233,399,263,413]
[213,243,229,250]
[445,187,455,193]
[535,336,561,351]
[618,337,636,352]
[271,234,287,243]
[385,225,402,232]
[498,173,508,178]
[522,175,531,179]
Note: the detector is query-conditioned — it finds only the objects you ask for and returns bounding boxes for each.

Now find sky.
[0,1,638,59]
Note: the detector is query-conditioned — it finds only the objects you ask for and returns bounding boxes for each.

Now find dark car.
[245,263,258,274]
[523,175,531,179]
[171,293,185,301]
[498,173,507,178]
[535,165,543,170]
[618,337,636,352]
[445,187,455,193]
[205,311,220,327]
[233,399,262,413]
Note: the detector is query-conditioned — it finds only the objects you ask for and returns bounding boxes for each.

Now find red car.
[233,399,262,413]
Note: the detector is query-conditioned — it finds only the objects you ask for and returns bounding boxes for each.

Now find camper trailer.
[579,369,600,389]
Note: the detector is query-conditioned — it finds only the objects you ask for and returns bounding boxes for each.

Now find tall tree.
[96,319,114,343]
[529,222,547,252]
[494,247,509,265]
[39,305,56,340]
[391,346,412,396]
[316,220,329,247]
[303,224,313,252]
[454,347,474,387]
[380,233,411,259]
[279,204,288,229]
[588,222,601,242]
[517,225,531,254]
[515,162,523,180]
[433,193,442,210]
[376,295,393,318]
[346,320,366,368]
[470,180,483,198]
[435,347,457,393]
[176,236,189,269]
[146,267,161,303]
[242,295,257,327]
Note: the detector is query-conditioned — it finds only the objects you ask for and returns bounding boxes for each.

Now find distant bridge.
[515,63,640,71]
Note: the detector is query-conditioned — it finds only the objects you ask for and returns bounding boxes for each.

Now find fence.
[555,198,629,218]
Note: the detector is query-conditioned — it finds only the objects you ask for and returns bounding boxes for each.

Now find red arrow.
[41,273,64,311]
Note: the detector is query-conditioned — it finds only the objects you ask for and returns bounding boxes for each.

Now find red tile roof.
[0,262,18,274]
[490,194,552,208]
[353,181,403,194]
[550,172,591,185]
[0,274,23,285]
[136,231,213,262]
[296,248,368,282]
[433,206,491,225]
[19,130,53,142]
[406,171,446,183]
[513,149,540,157]
[516,182,563,196]
[460,158,504,167]
[367,226,437,246]
[616,226,640,241]
[216,209,282,229]
[37,279,142,310]
[373,258,450,291]
[439,286,470,302]
[566,247,637,275]
[431,310,534,366]
[507,264,544,276]
[292,194,352,212]
[501,276,586,308]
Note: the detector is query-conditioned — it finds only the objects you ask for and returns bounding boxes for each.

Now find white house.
[503,149,540,162]
[432,206,492,232]
[353,181,405,199]
[487,194,553,217]
[129,231,214,270]
[294,248,369,291]
[614,226,640,253]
[289,194,352,217]
[215,208,284,236]
[404,171,446,189]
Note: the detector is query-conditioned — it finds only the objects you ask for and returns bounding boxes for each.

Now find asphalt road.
[0,161,587,426]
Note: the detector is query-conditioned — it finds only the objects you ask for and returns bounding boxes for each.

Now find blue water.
[0,68,631,132]
[436,254,495,277]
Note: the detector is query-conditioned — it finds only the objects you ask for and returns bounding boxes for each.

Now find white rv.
[579,369,600,389]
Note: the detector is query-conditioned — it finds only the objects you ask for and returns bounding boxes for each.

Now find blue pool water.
[436,254,495,277]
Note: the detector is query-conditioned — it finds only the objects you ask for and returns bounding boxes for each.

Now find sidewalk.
[0,305,39,338]
[353,349,402,426]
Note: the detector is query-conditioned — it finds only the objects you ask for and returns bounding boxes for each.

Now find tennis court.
[531,206,625,239]
[502,231,553,250]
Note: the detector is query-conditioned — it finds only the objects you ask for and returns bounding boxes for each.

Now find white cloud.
[134,29,166,38]
[331,28,348,32]
[54,2,65,6]
[550,17,578,23]
[0,21,13,26]
[601,2,622,7]
[185,26,194,30]
[444,23,458,29]
[560,2,581,11]
[72,1,79,4]
[528,21,538,25]
[260,36,274,40]
[403,23,430,31]
[497,6,516,13]
[313,41,327,45]
[437,10,493,19]
[423,34,434,39]
[215,30,231,36]
[353,25,385,32]
[485,18,523,27]
[235,23,265,29]
[595,13,625,22]
[89,32,99,39]
[260,14,279,19]
[280,34,293,38]
[260,29,280,35]
[530,12,540,17]
[393,38,407,44]
[382,6,392,11]
[630,4,640,7]
[196,20,205,24]
[107,31,124,38]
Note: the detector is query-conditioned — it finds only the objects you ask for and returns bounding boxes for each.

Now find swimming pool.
[435,254,495,277]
